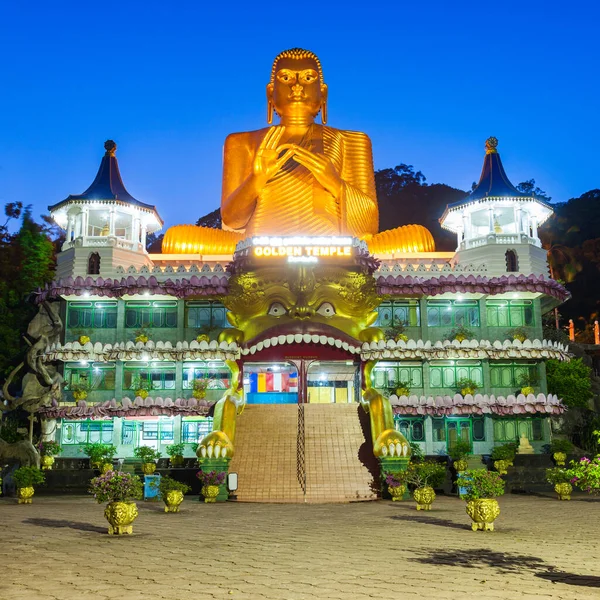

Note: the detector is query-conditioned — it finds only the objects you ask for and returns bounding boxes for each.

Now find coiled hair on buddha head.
[270,48,324,83]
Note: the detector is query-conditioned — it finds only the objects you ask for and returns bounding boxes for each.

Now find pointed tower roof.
[439,137,552,232]
[48,140,163,227]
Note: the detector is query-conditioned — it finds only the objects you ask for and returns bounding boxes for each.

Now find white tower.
[439,137,553,277]
[48,140,163,279]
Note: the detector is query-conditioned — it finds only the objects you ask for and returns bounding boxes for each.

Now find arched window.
[88,252,101,275]
[505,250,518,272]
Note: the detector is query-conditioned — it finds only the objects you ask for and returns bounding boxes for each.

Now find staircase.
[229,403,377,503]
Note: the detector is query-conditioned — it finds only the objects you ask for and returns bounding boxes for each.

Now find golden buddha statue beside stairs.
[162,48,434,254]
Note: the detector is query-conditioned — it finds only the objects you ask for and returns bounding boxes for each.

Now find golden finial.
[485,137,498,154]
[104,140,117,156]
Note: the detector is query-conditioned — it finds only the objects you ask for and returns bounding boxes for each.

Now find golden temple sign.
[251,236,353,263]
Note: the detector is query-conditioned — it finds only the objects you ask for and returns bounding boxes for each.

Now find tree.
[546,358,593,409]
[516,179,551,201]
[197,208,222,229]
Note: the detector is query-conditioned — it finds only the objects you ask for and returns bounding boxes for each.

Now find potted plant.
[134,325,150,344]
[192,378,208,400]
[569,455,600,495]
[158,476,191,512]
[550,439,573,466]
[457,469,505,531]
[13,466,45,503]
[37,440,61,470]
[456,377,478,396]
[71,382,89,401]
[507,326,528,343]
[130,374,150,399]
[448,439,472,473]
[393,381,411,397]
[196,333,210,343]
[491,442,517,475]
[166,443,186,467]
[82,442,117,472]
[385,471,407,501]
[517,371,538,396]
[545,467,573,500]
[89,470,143,535]
[385,324,408,343]
[197,470,226,503]
[409,442,424,462]
[134,446,161,475]
[447,326,475,343]
[406,460,447,510]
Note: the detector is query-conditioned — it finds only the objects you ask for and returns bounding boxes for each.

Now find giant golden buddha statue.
[162,48,434,254]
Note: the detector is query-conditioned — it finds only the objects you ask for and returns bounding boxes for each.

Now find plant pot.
[466,498,500,531]
[17,486,34,504]
[513,334,527,342]
[395,388,410,397]
[196,334,210,343]
[136,389,149,399]
[141,463,156,475]
[192,389,207,399]
[461,387,476,396]
[413,486,435,511]
[104,501,139,535]
[202,485,220,503]
[73,391,88,401]
[494,460,510,475]
[41,455,55,470]
[164,490,184,512]
[521,386,534,395]
[454,459,468,473]
[388,484,406,501]
[101,463,113,474]
[170,455,185,468]
[555,482,572,501]
[78,335,91,345]
[553,452,567,466]
[395,334,409,342]
[135,335,149,343]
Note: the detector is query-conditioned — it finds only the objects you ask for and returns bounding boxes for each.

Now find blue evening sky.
[1,1,598,230]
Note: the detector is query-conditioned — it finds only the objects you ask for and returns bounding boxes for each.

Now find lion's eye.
[268,302,287,316]
[316,302,336,317]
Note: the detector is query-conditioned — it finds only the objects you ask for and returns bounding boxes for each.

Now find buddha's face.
[268,56,327,121]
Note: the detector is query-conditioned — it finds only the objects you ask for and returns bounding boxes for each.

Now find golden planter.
[104,501,139,535]
[78,335,91,345]
[136,389,149,399]
[101,462,113,474]
[202,485,220,503]
[164,490,185,512]
[555,482,572,501]
[454,459,468,473]
[388,484,406,501]
[494,460,510,475]
[521,386,534,395]
[17,486,35,504]
[141,463,156,475]
[73,390,88,400]
[553,452,567,466]
[170,455,185,467]
[413,486,436,510]
[466,498,500,531]
[41,455,55,470]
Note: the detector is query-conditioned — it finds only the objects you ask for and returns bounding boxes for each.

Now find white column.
[132,215,141,244]
[515,206,522,234]
[488,206,495,234]
[141,223,148,251]
[66,215,73,241]
[531,216,538,240]
[109,207,116,236]
[461,212,470,241]
[82,208,89,238]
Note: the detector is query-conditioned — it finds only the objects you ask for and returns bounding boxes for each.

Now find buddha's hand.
[253,126,294,187]
[280,144,343,199]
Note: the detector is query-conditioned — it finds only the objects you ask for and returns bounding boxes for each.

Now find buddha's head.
[267,48,327,124]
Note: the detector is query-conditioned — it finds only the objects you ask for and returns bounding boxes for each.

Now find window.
[67,301,118,329]
[493,418,544,442]
[371,362,423,391]
[505,250,519,272]
[121,419,175,445]
[376,300,421,328]
[472,417,486,442]
[182,418,214,443]
[486,300,534,327]
[123,363,176,391]
[185,301,228,329]
[88,252,101,275]
[182,362,230,389]
[429,361,484,389]
[426,300,480,327]
[61,420,114,445]
[125,301,177,328]
[64,363,116,390]
[432,418,446,442]
[394,417,425,442]
[490,362,538,388]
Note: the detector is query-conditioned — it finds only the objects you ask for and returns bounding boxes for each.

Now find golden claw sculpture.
[162,48,434,255]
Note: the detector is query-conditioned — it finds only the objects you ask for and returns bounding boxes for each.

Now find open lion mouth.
[243,321,360,349]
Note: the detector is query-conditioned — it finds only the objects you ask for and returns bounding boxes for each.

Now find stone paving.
[1,493,600,600]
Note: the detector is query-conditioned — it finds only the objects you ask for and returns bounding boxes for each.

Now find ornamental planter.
[494,460,510,475]
[388,484,406,501]
[73,390,88,401]
[101,463,113,474]
[136,389,149,399]
[521,386,535,395]
[170,455,184,468]
[555,482,572,501]
[466,498,500,531]
[413,486,435,510]
[202,485,220,503]
[141,463,156,475]
[164,490,184,512]
[17,487,35,504]
[553,452,567,467]
[454,459,468,473]
[104,501,139,535]
[41,456,55,470]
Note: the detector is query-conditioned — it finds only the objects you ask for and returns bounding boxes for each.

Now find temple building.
[36,49,569,503]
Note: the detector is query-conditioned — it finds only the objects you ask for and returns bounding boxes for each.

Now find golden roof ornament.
[485,136,498,154]
[104,140,117,156]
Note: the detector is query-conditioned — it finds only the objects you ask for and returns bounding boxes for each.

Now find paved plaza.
[1,493,599,600]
